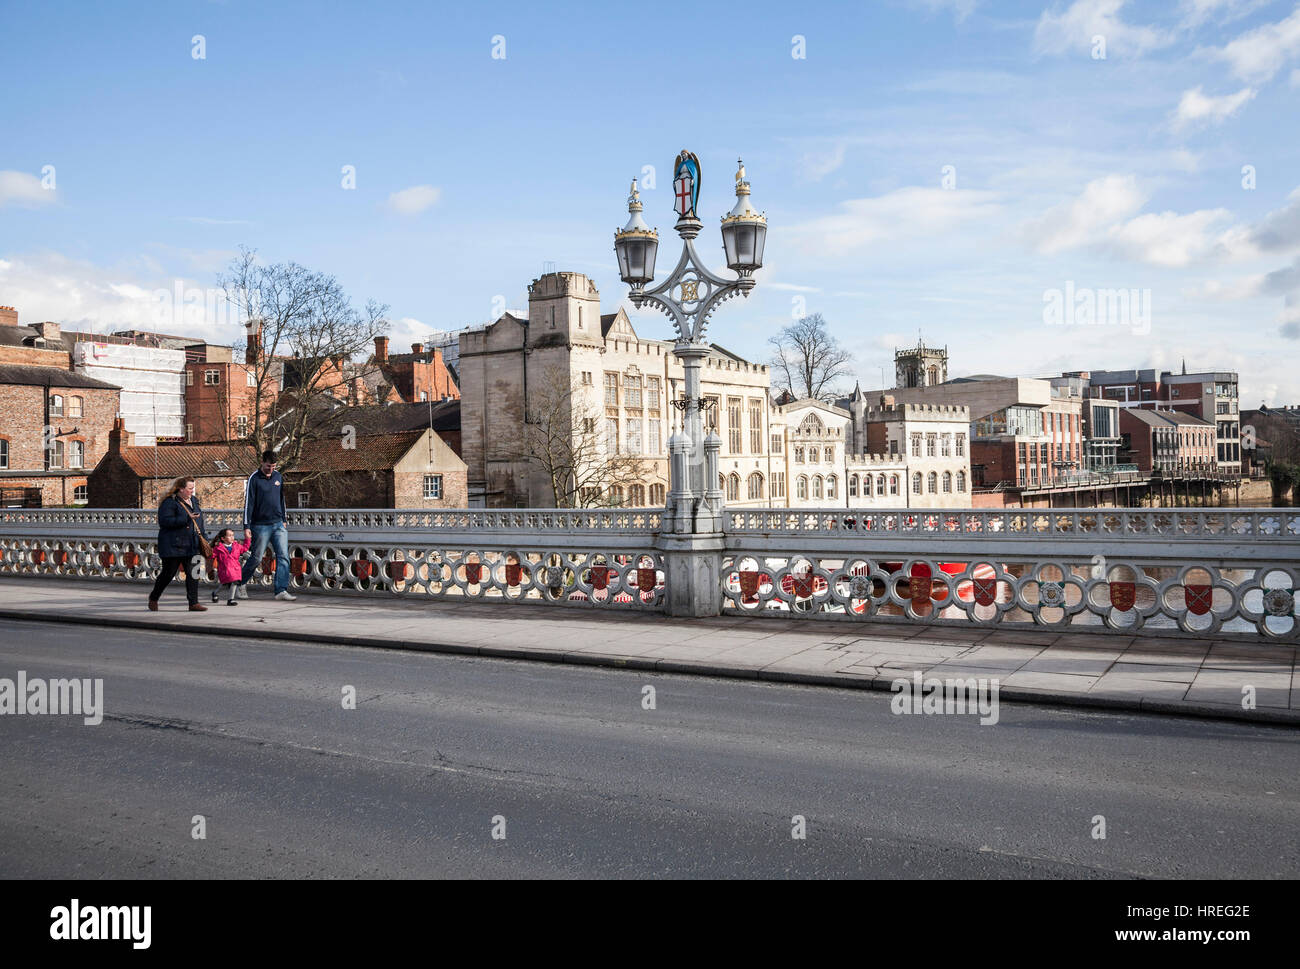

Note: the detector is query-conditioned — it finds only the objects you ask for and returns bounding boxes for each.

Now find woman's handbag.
[179,500,213,559]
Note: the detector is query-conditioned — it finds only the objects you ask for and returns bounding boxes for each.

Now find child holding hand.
[210,528,249,605]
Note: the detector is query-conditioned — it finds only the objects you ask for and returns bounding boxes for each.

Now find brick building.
[362,337,460,405]
[284,428,467,509]
[0,364,121,507]
[88,421,259,508]
[184,346,279,442]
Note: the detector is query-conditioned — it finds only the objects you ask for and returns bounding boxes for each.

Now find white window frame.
[423,474,443,499]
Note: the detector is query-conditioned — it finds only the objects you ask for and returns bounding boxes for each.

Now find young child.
[210,528,249,605]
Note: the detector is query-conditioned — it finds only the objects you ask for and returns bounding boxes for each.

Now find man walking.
[238,449,297,601]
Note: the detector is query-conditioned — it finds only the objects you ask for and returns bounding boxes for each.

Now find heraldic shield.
[1109,580,1136,612]
[973,576,998,607]
[1185,583,1212,616]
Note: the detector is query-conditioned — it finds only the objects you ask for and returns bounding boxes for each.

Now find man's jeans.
[241,522,290,593]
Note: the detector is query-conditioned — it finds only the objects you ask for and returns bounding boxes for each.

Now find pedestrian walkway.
[1,578,1295,724]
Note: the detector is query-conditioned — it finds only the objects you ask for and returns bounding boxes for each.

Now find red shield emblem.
[739,570,760,600]
[262,552,275,575]
[505,563,523,587]
[464,562,482,584]
[1110,581,1135,611]
[637,568,657,594]
[590,566,609,590]
[1185,584,1212,616]
[911,575,932,604]
[973,577,998,607]
[99,551,115,567]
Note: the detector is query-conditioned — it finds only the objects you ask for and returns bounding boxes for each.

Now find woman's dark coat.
[156,494,206,558]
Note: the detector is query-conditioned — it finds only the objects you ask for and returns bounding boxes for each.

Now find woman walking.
[148,476,210,612]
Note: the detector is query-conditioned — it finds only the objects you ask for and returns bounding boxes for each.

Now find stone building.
[0,364,121,507]
[841,391,972,508]
[458,271,776,508]
[895,338,948,388]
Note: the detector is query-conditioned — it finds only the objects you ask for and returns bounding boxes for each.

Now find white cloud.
[786,186,1002,255]
[1022,174,1146,254]
[0,170,56,208]
[799,144,846,181]
[1034,0,1174,58]
[1171,86,1255,129]
[1021,174,1256,267]
[0,251,237,343]
[1208,6,1300,83]
[767,282,822,292]
[385,184,441,215]
[908,0,978,22]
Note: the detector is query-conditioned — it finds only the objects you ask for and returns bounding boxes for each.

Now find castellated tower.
[895,338,948,389]
[527,271,604,349]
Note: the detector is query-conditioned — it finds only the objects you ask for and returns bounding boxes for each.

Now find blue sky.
[3,0,1299,403]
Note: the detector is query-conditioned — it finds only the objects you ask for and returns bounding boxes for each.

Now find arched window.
[928,471,938,493]
[956,471,966,493]
[49,394,64,417]
[650,483,666,504]
[629,484,646,505]
[812,476,823,499]
[848,474,859,498]
[890,474,899,495]
[727,473,740,501]
[826,475,837,499]
[942,471,952,493]
[68,396,84,418]
[824,447,834,463]
[609,485,625,506]
[876,474,886,496]
[799,413,824,434]
[797,475,808,499]
[912,472,922,494]
[747,472,764,500]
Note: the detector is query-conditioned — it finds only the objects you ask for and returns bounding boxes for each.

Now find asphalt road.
[0,618,1296,878]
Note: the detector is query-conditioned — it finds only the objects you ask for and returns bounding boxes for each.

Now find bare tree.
[768,313,853,402]
[218,247,389,468]
[521,370,654,508]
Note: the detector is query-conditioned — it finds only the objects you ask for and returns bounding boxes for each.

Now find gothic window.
[812,476,823,499]
[826,475,837,499]
[890,474,899,495]
[797,475,808,499]
[647,377,660,409]
[912,472,922,494]
[926,434,936,457]
[629,484,646,505]
[624,373,642,408]
[749,400,762,453]
[876,474,886,496]
[794,447,804,463]
[911,434,922,458]
[941,434,951,457]
[605,418,618,454]
[957,471,966,492]
[649,483,666,504]
[943,471,952,493]
[747,472,764,500]
[848,474,858,497]
[928,471,938,493]
[604,373,618,406]
[727,473,740,502]
[956,433,965,457]
[824,447,834,463]
[609,484,624,506]
[728,398,742,453]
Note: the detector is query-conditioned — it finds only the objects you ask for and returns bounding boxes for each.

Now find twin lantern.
[614,152,767,288]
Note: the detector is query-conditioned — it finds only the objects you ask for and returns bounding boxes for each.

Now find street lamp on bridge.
[614,151,767,533]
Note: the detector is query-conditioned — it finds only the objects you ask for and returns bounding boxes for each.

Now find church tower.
[895,336,948,388]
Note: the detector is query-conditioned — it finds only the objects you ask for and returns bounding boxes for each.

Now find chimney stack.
[411,342,423,355]
[245,319,262,367]
[35,321,61,343]
[374,336,389,363]
[108,417,136,452]
[0,305,17,328]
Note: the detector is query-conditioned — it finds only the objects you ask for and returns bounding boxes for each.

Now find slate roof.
[0,364,121,390]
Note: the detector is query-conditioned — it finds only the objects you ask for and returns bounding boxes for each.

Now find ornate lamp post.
[614,151,767,533]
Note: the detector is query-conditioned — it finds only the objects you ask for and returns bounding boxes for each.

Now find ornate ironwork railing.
[0,508,665,611]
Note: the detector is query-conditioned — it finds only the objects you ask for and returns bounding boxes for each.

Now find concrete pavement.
[0,577,1296,724]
